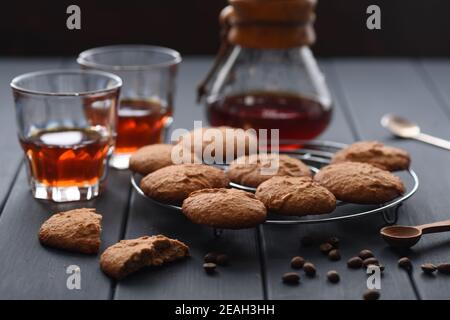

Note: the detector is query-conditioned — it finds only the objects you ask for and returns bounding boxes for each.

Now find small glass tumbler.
[77,45,182,169]
[11,70,122,202]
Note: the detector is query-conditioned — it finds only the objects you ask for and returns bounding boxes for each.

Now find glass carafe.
[199,0,332,148]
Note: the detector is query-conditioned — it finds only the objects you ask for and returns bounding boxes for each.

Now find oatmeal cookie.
[130,144,198,175]
[140,164,229,204]
[177,126,257,162]
[38,208,102,254]
[331,141,410,171]
[227,154,311,188]
[256,176,336,216]
[182,188,267,229]
[100,235,189,279]
[314,162,405,204]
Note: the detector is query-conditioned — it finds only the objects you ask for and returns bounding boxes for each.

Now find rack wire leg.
[382,203,402,225]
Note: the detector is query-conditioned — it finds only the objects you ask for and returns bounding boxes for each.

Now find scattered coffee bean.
[379,264,385,272]
[328,249,341,261]
[421,263,437,274]
[327,237,340,248]
[363,257,379,267]
[363,289,380,300]
[347,257,363,269]
[398,257,412,271]
[359,249,374,260]
[301,236,314,247]
[204,252,217,263]
[216,254,229,266]
[320,242,334,254]
[290,256,305,269]
[327,270,340,283]
[282,272,300,284]
[203,262,217,274]
[437,263,450,275]
[303,262,317,277]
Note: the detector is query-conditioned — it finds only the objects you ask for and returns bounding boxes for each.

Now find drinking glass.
[11,69,122,202]
[77,45,182,169]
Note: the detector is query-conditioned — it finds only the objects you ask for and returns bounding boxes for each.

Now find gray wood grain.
[0,59,63,212]
[421,60,450,117]
[114,60,265,300]
[1,58,449,299]
[260,61,416,300]
[0,57,131,298]
[0,168,131,299]
[333,59,450,299]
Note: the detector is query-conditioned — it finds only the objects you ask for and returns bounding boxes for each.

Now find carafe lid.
[221,0,317,49]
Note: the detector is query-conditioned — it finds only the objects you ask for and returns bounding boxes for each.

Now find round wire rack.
[131,140,419,227]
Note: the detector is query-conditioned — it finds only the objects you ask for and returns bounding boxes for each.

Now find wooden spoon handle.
[417,220,450,234]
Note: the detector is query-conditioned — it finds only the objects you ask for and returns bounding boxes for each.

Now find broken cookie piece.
[38,208,102,254]
[100,235,190,280]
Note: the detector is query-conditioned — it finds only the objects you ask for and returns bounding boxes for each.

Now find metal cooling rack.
[131,140,419,228]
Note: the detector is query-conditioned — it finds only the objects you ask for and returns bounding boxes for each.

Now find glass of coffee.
[77,45,182,169]
[11,69,122,202]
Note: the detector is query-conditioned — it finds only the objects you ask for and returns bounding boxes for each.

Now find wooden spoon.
[380,220,450,248]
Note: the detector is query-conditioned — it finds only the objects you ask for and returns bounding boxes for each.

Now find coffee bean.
[320,242,334,254]
[359,249,374,260]
[437,263,450,274]
[204,252,217,263]
[398,257,412,271]
[328,249,341,261]
[347,257,363,269]
[282,272,300,284]
[216,254,229,266]
[363,289,380,300]
[363,257,379,267]
[379,264,385,272]
[301,236,314,247]
[290,256,305,269]
[327,270,340,283]
[327,237,340,248]
[421,263,437,274]
[203,262,217,274]
[303,262,316,277]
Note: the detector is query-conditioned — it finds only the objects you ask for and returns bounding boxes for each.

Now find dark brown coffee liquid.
[20,127,111,187]
[116,98,172,154]
[207,92,332,147]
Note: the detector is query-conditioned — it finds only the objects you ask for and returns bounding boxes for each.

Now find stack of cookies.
[36,139,411,280]
[131,127,267,229]
[130,128,410,229]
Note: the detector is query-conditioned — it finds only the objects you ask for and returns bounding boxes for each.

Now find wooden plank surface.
[114,59,265,300]
[260,61,416,300]
[421,60,450,116]
[0,168,131,299]
[0,59,63,212]
[333,59,450,300]
[0,58,130,299]
[1,58,450,299]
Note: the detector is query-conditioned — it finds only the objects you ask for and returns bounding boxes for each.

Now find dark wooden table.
[1,58,450,300]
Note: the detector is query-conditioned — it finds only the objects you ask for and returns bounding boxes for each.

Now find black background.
[1,0,450,57]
